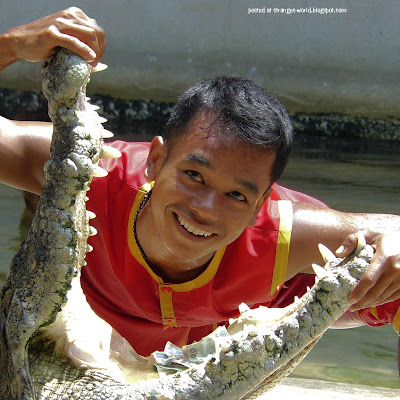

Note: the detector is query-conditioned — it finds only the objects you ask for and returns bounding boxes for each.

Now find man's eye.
[186,170,203,183]
[227,191,247,202]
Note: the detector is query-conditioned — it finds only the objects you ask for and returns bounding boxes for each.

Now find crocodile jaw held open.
[0,47,374,400]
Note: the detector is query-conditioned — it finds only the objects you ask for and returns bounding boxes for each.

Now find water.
[277,147,400,389]
[0,139,399,389]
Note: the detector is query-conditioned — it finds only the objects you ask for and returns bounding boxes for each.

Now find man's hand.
[0,7,105,69]
[336,230,400,311]
[289,203,400,312]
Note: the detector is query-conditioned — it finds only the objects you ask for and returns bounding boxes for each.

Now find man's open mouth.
[177,215,213,237]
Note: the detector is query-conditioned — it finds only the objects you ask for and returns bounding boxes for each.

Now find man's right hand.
[0,7,105,70]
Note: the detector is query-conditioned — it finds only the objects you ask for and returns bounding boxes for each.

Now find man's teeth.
[177,216,213,237]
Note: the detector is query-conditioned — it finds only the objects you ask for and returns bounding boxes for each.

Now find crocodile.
[0,47,375,400]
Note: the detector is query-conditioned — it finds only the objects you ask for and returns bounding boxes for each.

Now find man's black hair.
[163,76,294,182]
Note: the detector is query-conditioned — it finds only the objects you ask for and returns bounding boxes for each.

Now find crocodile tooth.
[91,62,108,72]
[86,244,94,253]
[312,263,329,279]
[294,296,300,304]
[318,243,336,263]
[86,211,96,220]
[220,342,231,353]
[90,165,108,177]
[98,117,108,124]
[89,226,97,236]
[76,231,83,239]
[100,145,122,159]
[356,231,367,252]
[247,324,258,337]
[101,129,114,138]
[87,104,100,111]
[306,286,311,292]
[85,196,89,202]
[238,303,250,314]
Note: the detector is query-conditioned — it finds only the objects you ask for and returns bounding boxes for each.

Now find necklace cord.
[133,188,153,265]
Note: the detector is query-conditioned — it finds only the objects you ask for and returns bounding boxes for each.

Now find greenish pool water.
[0,147,399,389]
[278,154,400,389]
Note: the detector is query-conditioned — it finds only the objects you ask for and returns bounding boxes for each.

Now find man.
[1,9,399,357]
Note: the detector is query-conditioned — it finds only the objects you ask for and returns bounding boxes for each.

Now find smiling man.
[77,77,400,356]
[1,9,400,358]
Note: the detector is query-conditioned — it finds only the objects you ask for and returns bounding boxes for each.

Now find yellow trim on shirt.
[127,182,162,277]
[159,286,178,328]
[392,306,400,333]
[270,200,293,297]
[369,307,379,320]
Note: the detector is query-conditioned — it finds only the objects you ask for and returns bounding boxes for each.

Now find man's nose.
[188,188,221,220]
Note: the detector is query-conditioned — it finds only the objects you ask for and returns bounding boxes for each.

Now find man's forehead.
[166,112,276,171]
[169,121,248,154]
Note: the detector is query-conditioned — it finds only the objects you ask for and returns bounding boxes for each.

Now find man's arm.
[0,7,105,70]
[0,117,52,194]
[0,8,106,194]
[288,202,400,311]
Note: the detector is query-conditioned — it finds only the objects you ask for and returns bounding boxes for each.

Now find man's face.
[145,114,276,264]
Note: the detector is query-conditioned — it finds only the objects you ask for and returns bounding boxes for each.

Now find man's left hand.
[335,230,400,311]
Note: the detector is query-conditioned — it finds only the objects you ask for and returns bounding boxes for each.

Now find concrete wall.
[0,0,399,117]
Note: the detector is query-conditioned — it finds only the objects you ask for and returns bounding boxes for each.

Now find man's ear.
[247,187,273,227]
[144,136,167,180]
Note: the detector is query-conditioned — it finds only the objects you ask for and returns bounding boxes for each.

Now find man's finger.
[55,34,97,62]
[351,286,400,311]
[335,231,360,257]
[348,256,400,309]
[348,254,387,304]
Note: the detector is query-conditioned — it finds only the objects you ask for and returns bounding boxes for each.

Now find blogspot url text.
[248,7,347,15]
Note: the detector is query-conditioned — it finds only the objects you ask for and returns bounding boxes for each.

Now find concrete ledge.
[265,377,400,399]
[1,88,399,143]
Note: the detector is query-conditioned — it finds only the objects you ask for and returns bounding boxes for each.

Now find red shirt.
[81,140,400,355]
